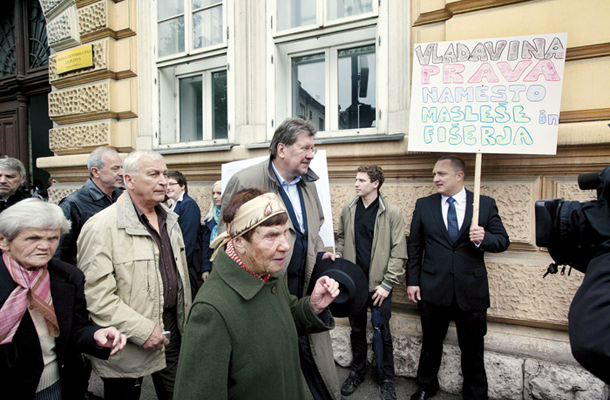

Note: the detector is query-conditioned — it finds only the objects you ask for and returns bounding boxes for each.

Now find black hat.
[307,258,369,318]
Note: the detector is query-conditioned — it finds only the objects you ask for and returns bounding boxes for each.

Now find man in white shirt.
[406,155,509,400]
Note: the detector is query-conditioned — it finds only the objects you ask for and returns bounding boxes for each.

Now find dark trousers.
[416,299,488,400]
[102,307,181,400]
[298,335,333,400]
[62,352,92,400]
[349,291,395,382]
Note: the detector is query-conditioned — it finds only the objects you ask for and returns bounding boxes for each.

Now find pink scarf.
[0,253,59,344]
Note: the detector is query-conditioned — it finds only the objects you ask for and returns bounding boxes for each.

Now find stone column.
[37,0,138,202]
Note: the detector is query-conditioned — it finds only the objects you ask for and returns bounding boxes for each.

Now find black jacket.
[407,191,510,310]
[174,193,204,299]
[0,188,31,214]
[201,216,217,274]
[0,258,110,399]
[56,179,123,265]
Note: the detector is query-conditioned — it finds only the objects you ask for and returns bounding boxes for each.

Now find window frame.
[270,25,385,139]
[155,0,227,63]
[153,0,234,150]
[271,0,378,38]
[158,56,230,148]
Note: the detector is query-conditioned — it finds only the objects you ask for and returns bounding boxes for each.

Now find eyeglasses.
[289,145,317,155]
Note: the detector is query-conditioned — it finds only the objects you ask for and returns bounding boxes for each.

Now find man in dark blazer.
[406,155,509,400]
[167,171,204,300]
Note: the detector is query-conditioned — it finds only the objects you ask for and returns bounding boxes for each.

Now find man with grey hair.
[0,156,30,213]
[55,147,123,400]
[78,150,191,400]
[56,146,124,265]
[221,117,341,400]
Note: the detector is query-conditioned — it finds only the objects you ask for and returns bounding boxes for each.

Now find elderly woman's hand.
[309,276,340,315]
[93,327,127,356]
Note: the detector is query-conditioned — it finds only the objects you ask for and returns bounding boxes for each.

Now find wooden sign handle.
[472,153,482,227]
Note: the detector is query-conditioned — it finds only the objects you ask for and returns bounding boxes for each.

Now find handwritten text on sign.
[408,33,567,155]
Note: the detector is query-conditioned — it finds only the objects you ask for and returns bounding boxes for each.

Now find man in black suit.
[167,171,204,300]
[406,155,509,400]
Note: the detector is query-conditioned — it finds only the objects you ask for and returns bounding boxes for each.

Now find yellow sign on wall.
[56,44,94,75]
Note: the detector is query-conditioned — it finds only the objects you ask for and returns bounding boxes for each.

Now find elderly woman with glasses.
[174,188,340,400]
[0,199,126,400]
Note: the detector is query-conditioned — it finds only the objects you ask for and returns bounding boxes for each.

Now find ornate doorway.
[0,0,52,193]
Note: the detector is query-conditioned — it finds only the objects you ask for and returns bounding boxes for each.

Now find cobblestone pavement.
[88,365,461,399]
[335,366,460,400]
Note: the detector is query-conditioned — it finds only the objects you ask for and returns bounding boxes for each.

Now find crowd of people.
[0,116,509,400]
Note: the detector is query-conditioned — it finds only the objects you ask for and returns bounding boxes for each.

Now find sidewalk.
[336,366,460,400]
[88,365,461,399]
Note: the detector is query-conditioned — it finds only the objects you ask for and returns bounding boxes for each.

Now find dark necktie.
[447,197,459,241]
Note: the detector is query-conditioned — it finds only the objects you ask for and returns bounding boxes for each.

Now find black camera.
[535,166,610,275]
[535,165,610,384]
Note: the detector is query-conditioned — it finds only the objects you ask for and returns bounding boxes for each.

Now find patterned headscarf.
[210,193,287,261]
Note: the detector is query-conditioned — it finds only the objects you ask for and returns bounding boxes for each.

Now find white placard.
[408,33,567,155]
[221,150,335,248]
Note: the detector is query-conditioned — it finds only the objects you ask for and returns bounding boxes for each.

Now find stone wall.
[331,323,609,399]
[38,0,610,397]
[40,0,137,157]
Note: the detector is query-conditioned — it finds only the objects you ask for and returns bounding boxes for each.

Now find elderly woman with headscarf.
[174,188,340,400]
[0,199,126,400]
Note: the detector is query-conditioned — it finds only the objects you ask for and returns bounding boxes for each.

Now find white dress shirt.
[169,192,185,212]
[441,187,466,231]
[271,161,305,231]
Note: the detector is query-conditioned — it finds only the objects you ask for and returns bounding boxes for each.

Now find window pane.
[0,1,16,77]
[158,17,185,57]
[212,70,228,139]
[28,0,49,69]
[292,54,325,131]
[327,0,373,20]
[193,6,223,49]
[180,76,203,142]
[193,0,221,8]
[158,0,184,21]
[338,45,375,130]
[278,0,316,31]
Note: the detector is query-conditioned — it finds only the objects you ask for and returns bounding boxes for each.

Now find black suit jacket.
[406,190,509,310]
[174,193,204,298]
[0,258,109,399]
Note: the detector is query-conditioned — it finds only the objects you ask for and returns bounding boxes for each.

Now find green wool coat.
[221,158,341,399]
[174,247,334,400]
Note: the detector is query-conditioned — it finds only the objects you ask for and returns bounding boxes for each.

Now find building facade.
[31,0,610,397]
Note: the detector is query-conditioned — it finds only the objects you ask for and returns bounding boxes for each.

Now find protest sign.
[408,33,567,155]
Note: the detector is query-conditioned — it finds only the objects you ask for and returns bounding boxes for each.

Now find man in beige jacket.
[78,150,191,400]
